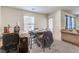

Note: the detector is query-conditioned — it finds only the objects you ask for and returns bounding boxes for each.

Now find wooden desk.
[36,31,44,35]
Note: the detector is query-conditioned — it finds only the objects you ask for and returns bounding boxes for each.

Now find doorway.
[48,18,53,33]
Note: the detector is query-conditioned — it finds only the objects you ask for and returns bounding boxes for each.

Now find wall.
[23,11,48,30]
[0,7,1,26]
[48,10,61,40]
[0,6,48,33]
[1,7,24,32]
[0,7,2,33]
[76,16,79,29]
[48,10,77,40]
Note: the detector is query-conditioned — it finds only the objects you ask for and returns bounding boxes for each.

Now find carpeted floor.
[30,39,79,53]
[0,39,79,53]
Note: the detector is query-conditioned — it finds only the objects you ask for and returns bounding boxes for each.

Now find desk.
[36,31,44,35]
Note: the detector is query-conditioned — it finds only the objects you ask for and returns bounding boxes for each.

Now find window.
[24,16,34,32]
[65,15,76,30]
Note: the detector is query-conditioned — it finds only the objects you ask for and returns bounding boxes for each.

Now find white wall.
[76,16,79,29]
[48,10,77,40]
[0,6,48,33]
[1,7,24,32]
[48,10,61,40]
[0,7,1,26]
[0,7,2,33]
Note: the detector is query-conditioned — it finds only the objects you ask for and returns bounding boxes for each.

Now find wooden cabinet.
[18,37,28,53]
[61,31,79,46]
[2,33,19,51]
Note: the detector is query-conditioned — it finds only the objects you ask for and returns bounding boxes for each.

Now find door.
[48,18,53,33]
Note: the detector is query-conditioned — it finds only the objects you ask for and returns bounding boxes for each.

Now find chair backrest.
[42,31,54,48]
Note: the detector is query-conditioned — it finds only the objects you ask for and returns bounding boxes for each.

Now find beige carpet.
[30,39,79,53]
[0,39,2,48]
[0,39,79,53]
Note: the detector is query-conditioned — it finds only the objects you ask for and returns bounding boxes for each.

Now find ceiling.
[11,6,79,15]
